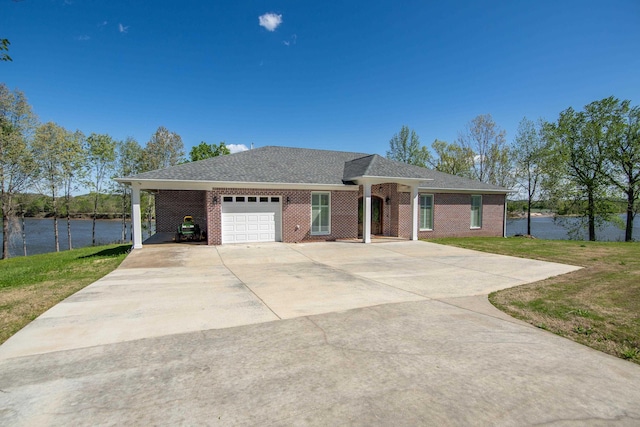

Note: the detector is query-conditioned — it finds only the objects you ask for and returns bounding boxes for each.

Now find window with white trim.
[471,195,482,228]
[419,194,434,230]
[311,192,330,235]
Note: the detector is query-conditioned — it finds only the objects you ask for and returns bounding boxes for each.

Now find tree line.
[1,83,230,259]
[386,97,640,242]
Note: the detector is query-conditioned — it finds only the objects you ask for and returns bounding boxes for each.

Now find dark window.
[223,196,233,202]
[236,196,245,202]
[248,196,257,202]
[260,197,268,202]
[271,197,280,203]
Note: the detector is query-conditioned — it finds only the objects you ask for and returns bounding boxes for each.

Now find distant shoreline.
[18,214,151,221]
[507,212,555,219]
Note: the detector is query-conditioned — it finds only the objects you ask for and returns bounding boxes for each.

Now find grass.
[0,244,130,345]
[430,237,640,364]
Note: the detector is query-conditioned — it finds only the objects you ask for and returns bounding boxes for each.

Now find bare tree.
[457,114,511,186]
[143,126,185,170]
[513,117,547,235]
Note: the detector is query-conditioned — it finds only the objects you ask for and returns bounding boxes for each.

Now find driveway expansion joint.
[214,246,282,320]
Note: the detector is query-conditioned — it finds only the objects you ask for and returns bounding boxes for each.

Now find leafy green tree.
[545,99,622,241]
[386,125,431,167]
[33,122,69,251]
[189,141,231,161]
[84,133,117,246]
[457,114,512,187]
[0,84,37,259]
[513,117,547,235]
[62,130,86,249]
[116,137,143,242]
[429,139,474,177]
[1,39,11,62]
[602,98,640,241]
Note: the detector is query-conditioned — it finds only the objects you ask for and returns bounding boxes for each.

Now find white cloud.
[99,21,108,28]
[118,23,129,33]
[76,35,90,41]
[227,144,249,153]
[259,13,282,31]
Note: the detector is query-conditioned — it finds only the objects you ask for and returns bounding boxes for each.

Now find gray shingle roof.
[128,146,368,185]
[123,145,508,192]
[344,154,435,181]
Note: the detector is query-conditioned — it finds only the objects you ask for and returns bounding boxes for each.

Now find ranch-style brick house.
[116,146,510,249]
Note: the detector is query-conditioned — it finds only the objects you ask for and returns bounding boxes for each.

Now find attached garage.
[221,196,282,244]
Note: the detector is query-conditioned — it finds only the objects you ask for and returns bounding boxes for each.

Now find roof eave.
[418,185,513,194]
[347,175,434,185]
[113,178,359,191]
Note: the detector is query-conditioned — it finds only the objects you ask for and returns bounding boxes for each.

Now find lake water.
[0,218,154,258]
[506,214,640,241]
[1,215,638,258]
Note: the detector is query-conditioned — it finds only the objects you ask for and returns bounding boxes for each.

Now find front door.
[358,196,383,237]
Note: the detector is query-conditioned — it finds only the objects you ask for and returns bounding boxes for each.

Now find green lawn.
[0,244,130,345]
[430,237,640,364]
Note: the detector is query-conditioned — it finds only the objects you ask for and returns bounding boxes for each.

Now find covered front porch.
[356,180,423,244]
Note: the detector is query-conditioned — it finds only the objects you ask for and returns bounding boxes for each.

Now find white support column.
[503,195,508,238]
[131,184,143,249]
[363,182,372,243]
[411,185,419,241]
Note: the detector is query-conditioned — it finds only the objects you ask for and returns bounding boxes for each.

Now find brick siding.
[357,186,505,239]
[155,187,505,245]
[155,190,207,234]
[416,193,505,239]
[205,188,359,245]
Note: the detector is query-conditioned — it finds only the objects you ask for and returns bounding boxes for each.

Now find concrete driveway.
[1,241,640,425]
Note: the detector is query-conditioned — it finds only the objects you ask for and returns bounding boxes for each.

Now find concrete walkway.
[1,241,640,425]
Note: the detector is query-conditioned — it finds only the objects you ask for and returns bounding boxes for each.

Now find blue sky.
[3,0,639,156]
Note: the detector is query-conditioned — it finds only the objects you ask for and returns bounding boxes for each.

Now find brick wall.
[205,188,359,245]
[155,190,207,233]
[416,193,505,239]
[155,187,505,245]
[355,186,506,239]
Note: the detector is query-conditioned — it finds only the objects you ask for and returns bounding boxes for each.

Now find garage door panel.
[221,200,280,244]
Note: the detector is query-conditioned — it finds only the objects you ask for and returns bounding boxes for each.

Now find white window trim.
[311,191,331,235]
[419,193,434,231]
[471,194,483,229]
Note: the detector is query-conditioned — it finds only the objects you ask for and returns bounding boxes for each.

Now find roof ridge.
[362,154,381,176]
[259,145,370,156]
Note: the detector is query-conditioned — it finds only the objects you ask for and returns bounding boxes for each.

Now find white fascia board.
[113,178,359,192]
[418,186,513,194]
[350,176,433,186]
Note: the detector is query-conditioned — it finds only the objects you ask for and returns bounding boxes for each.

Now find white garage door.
[221,196,282,244]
